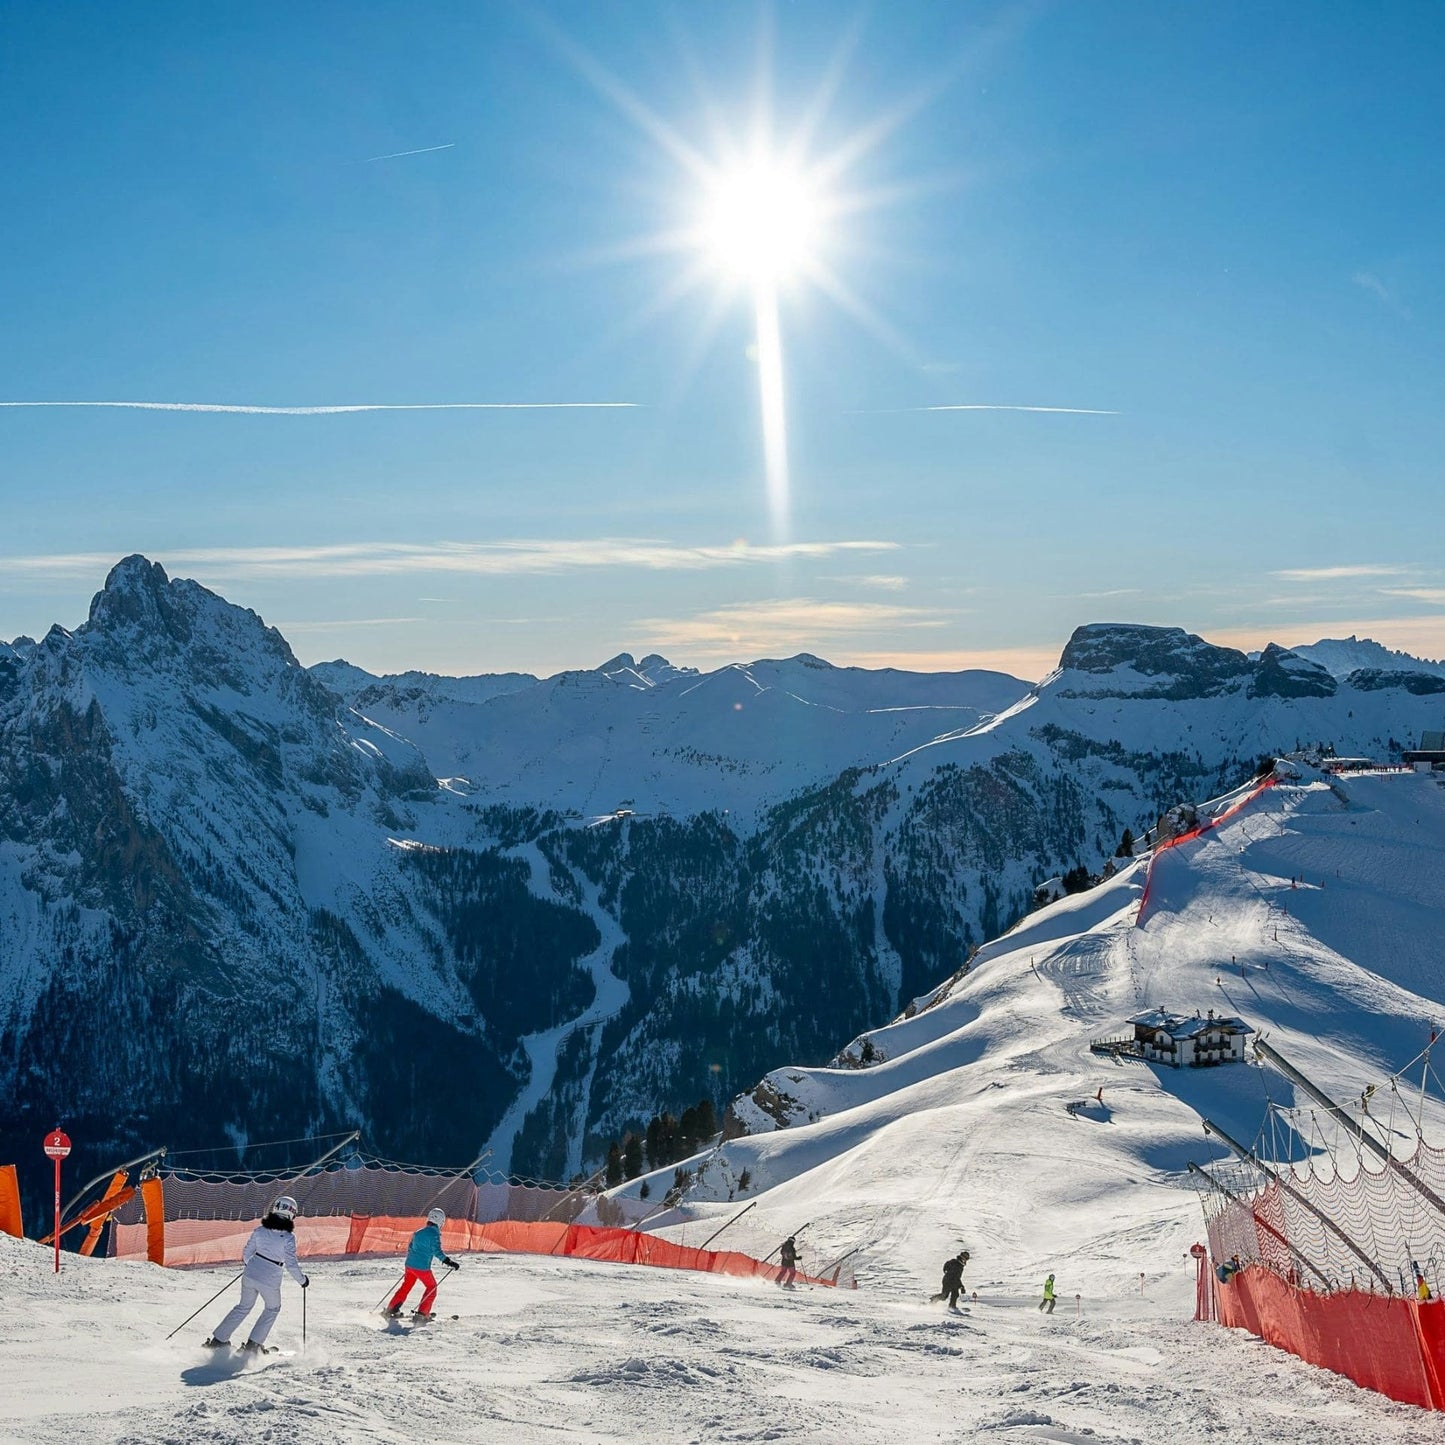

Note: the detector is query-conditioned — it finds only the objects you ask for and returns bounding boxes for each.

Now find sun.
[701,159,822,288]
[546,16,925,539]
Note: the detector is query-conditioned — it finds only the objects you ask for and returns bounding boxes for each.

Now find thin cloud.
[1383,587,1445,605]
[914,404,1119,415]
[365,142,455,163]
[0,400,635,415]
[276,617,427,631]
[2,538,901,583]
[1271,564,1411,582]
[857,574,908,591]
[1353,271,1410,319]
[638,597,947,659]
[854,404,1119,415]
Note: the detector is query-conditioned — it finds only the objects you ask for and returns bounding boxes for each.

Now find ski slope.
[3,1228,1442,1445]
[6,770,1445,1442]
[686,771,1445,1285]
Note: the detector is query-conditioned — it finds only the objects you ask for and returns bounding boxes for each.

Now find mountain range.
[3,555,1443,1198]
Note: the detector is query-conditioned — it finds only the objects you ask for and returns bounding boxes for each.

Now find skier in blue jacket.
[385,1208,459,1321]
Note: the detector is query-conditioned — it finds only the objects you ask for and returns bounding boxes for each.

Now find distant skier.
[1415,1261,1433,1302]
[385,1208,459,1322]
[1038,1273,1056,1314]
[203,1195,308,1352]
[931,1250,969,1310]
[1216,1255,1242,1285]
[777,1236,799,1289]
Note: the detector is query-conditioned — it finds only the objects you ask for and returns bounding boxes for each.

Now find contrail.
[0,400,637,415]
[914,404,1119,415]
[365,142,456,162]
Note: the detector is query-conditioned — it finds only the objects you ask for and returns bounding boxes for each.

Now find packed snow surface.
[3,1233,1443,1445]
[8,769,1445,1440]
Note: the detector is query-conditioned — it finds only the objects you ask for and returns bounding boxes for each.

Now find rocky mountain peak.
[88,555,192,642]
[1250,643,1336,699]
[1055,623,1253,699]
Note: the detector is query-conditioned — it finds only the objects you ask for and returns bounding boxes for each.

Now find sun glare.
[554,19,922,542]
[702,160,821,287]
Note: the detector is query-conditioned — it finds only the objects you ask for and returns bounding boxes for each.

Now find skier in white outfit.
[204,1194,309,1352]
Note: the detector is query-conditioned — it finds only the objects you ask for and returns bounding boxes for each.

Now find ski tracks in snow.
[8,1242,1445,1445]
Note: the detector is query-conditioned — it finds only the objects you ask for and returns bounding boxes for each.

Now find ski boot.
[239,1339,276,1354]
[412,1311,435,1324]
[201,1337,229,1349]
[382,1306,403,1318]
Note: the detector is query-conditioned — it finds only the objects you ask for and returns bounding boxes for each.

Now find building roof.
[1127,1008,1254,1041]
[1422,730,1445,752]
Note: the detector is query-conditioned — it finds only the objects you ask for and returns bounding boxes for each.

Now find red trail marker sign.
[43,1130,71,1275]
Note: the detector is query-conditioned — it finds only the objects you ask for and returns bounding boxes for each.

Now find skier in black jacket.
[778,1236,799,1289]
[931,1250,969,1310]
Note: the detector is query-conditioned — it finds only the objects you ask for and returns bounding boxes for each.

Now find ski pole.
[302,1281,307,1354]
[373,1270,408,1315]
[164,1269,244,1341]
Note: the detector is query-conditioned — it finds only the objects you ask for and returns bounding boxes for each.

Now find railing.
[1089,1034,1144,1060]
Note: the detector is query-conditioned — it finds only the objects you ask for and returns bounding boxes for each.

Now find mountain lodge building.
[1123,1009,1254,1068]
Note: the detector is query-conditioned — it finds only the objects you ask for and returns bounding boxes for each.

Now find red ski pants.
[390,1268,438,1314]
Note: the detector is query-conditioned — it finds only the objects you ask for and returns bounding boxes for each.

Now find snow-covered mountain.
[652,766,1445,1316]
[8,765,1445,1445]
[311,648,1029,826]
[5,563,1445,1206]
[1291,634,1445,681]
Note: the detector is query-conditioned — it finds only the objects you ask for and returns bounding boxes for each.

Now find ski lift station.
[1405,729,1445,770]
[1123,1009,1254,1068]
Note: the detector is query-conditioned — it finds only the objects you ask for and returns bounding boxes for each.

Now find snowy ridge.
[681,769,1445,1319]
[313,648,1029,827]
[1292,634,1445,679]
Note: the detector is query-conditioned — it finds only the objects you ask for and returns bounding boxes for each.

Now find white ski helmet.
[271,1195,299,1221]
[426,1208,446,1227]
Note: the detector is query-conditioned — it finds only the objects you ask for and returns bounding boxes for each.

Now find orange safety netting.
[1136,774,1279,924]
[1215,1265,1445,1409]
[111,1212,847,1288]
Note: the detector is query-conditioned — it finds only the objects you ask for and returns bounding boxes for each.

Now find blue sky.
[2,1,1443,679]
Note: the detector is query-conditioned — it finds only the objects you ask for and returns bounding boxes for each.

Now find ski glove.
[446,1259,460,1271]
[301,1276,310,1288]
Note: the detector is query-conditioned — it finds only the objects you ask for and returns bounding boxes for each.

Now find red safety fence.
[110,1213,849,1288]
[1136,773,1280,924]
[1214,1264,1445,1409]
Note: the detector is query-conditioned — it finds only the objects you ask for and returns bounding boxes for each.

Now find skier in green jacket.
[1039,1273,1056,1314]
